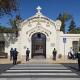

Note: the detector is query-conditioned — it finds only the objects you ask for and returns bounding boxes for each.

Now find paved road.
[0,64,13,74]
[0,64,80,80]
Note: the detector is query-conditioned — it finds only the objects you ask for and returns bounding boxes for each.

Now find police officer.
[26,48,30,61]
[13,48,18,64]
[53,48,57,60]
[78,52,80,71]
[10,48,14,61]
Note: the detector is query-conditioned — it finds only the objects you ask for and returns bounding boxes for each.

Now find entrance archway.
[31,32,46,58]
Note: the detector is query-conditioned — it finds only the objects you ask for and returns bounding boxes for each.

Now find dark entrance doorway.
[31,33,46,58]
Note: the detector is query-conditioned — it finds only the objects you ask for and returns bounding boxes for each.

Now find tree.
[9,15,22,29]
[75,27,80,34]
[0,0,18,16]
[57,14,65,32]
[57,12,72,33]
[9,15,22,37]
[68,19,76,33]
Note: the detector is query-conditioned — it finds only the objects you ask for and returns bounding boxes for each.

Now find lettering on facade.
[51,43,55,47]
[24,46,26,49]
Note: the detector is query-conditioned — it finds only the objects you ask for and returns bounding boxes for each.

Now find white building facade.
[0,6,80,59]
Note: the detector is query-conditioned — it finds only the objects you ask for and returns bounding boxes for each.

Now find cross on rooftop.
[36,6,42,13]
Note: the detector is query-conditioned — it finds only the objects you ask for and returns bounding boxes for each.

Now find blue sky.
[0,0,80,30]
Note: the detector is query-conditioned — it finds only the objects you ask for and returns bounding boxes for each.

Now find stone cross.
[36,6,42,13]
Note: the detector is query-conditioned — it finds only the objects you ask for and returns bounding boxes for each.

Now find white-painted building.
[0,6,80,59]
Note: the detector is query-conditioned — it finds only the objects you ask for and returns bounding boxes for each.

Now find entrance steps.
[22,59,78,64]
[0,55,78,64]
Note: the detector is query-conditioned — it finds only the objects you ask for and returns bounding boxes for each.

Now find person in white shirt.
[69,47,74,59]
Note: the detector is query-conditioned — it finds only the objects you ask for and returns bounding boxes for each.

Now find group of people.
[10,48,30,64]
[10,47,78,64]
[10,47,57,65]
[10,48,18,64]
[10,47,57,64]
[68,47,78,59]
[52,47,78,60]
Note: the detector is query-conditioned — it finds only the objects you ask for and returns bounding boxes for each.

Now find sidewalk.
[0,55,78,64]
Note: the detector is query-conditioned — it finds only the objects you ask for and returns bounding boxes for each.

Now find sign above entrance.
[63,38,66,43]
[51,43,55,47]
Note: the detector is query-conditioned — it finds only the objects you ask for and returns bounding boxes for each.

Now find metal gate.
[31,33,46,58]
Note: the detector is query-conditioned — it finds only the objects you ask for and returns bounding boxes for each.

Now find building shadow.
[62,63,80,76]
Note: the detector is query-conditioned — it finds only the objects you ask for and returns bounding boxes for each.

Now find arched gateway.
[31,32,46,58]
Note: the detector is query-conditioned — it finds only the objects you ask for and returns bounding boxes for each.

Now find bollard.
[78,52,80,71]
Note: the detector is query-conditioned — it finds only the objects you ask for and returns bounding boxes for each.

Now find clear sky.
[0,0,80,30]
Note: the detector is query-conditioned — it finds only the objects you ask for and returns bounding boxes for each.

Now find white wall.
[1,16,80,60]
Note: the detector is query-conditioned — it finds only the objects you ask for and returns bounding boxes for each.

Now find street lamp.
[78,38,80,71]
[63,37,66,62]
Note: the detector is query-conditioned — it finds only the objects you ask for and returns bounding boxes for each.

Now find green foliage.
[0,0,18,16]
[0,24,18,33]
[68,19,80,34]
[57,14,65,32]
[10,19,17,29]
[60,23,65,33]
[75,27,80,34]
[0,27,18,33]
[0,15,22,34]
[0,0,19,34]
[57,12,72,33]
[9,15,22,29]
[68,19,76,33]
[8,15,22,36]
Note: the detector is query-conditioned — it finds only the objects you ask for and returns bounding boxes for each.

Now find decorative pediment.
[26,26,52,38]
[21,6,56,28]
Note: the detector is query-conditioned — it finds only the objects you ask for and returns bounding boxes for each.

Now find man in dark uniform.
[10,48,14,61]
[53,48,57,60]
[26,48,30,61]
[13,48,18,64]
[78,52,80,71]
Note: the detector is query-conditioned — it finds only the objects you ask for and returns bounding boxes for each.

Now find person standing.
[53,48,57,60]
[77,52,80,71]
[13,48,18,64]
[26,48,30,61]
[70,47,74,59]
[10,48,14,61]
